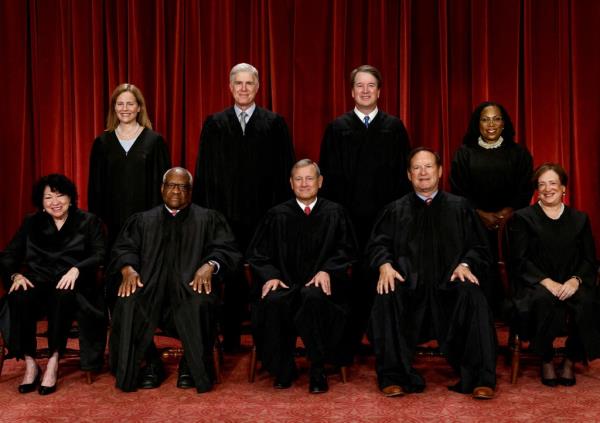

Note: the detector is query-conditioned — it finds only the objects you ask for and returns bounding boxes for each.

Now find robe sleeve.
[146,133,171,208]
[88,136,106,218]
[573,214,597,288]
[511,146,534,209]
[246,213,284,285]
[508,213,549,286]
[0,216,31,288]
[202,211,243,276]
[193,116,217,208]
[73,214,106,274]
[450,147,472,202]
[320,209,358,277]
[365,207,399,272]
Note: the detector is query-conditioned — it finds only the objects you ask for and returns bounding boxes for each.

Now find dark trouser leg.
[369,287,424,391]
[256,288,298,381]
[174,292,219,393]
[346,262,376,358]
[7,288,40,358]
[528,285,564,361]
[565,287,600,362]
[47,288,77,355]
[443,283,497,392]
[222,269,248,351]
[295,286,346,374]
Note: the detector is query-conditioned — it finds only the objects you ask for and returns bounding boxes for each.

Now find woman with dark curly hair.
[450,102,534,305]
[509,163,600,387]
[0,174,106,395]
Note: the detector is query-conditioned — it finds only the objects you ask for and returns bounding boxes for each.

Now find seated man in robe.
[108,167,241,393]
[367,147,497,399]
[247,159,358,393]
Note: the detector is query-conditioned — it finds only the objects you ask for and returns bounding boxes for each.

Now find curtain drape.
[1,0,599,250]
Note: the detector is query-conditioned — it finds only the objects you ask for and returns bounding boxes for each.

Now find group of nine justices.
[1,62,598,400]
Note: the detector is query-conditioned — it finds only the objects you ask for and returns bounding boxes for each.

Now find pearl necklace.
[116,123,142,141]
[478,136,504,149]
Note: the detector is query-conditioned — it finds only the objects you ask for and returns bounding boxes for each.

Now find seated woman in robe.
[509,163,600,386]
[0,174,106,395]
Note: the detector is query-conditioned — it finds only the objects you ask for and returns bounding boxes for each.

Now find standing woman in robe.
[88,83,171,246]
[450,102,533,303]
[509,163,600,386]
[0,174,106,395]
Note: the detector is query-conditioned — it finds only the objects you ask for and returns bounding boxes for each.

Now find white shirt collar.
[354,107,378,123]
[234,103,256,120]
[416,191,438,202]
[164,205,180,215]
[296,198,318,212]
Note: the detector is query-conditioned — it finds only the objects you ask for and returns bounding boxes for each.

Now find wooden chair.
[245,264,348,384]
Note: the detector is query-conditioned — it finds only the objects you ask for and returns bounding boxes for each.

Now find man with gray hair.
[247,159,358,393]
[109,167,241,393]
[193,63,295,351]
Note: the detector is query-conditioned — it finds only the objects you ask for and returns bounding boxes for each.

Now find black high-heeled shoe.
[541,362,558,387]
[558,359,576,386]
[38,369,59,395]
[18,365,41,394]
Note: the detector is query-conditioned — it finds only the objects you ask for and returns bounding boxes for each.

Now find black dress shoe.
[558,376,576,386]
[139,361,165,389]
[38,383,57,395]
[177,357,195,389]
[309,372,328,394]
[18,366,41,394]
[273,377,293,389]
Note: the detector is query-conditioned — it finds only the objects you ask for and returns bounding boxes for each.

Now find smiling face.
[229,71,259,109]
[42,186,71,221]
[114,91,141,125]
[479,105,504,143]
[537,169,565,207]
[407,151,442,196]
[351,71,380,113]
[290,164,323,205]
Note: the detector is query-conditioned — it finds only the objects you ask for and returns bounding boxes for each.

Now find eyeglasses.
[164,183,191,192]
[479,116,503,124]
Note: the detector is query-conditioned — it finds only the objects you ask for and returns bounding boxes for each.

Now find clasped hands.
[540,277,579,301]
[377,262,479,295]
[261,271,331,298]
[118,263,215,297]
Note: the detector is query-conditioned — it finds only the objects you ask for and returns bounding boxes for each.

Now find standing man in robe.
[247,159,357,393]
[367,147,497,399]
[109,167,241,393]
[319,65,411,354]
[193,63,295,351]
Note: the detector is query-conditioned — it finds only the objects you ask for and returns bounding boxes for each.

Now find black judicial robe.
[247,198,358,373]
[88,128,171,244]
[108,204,241,392]
[319,111,411,246]
[0,209,106,369]
[367,192,497,392]
[193,106,295,250]
[450,142,533,213]
[509,204,600,359]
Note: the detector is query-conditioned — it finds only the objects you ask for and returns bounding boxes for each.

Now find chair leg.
[248,344,257,383]
[85,370,93,384]
[511,334,521,384]
[339,366,347,383]
[213,343,222,384]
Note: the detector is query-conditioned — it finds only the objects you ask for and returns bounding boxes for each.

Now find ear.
[317,175,323,189]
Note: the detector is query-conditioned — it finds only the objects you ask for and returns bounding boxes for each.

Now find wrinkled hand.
[56,267,80,290]
[190,263,214,294]
[118,265,144,297]
[377,263,405,295]
[476,209,500,230]
[556,278,580,301]
[494,207,514,230]
[306,271,331,295]
[450,264,479,285]
[8,273,34,293]
[261,279,289,298]
[540,278,562,297]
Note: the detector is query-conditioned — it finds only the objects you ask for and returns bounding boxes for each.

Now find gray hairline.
[291,159,321,177]
[229,63,260,84]
[162,167,194,185]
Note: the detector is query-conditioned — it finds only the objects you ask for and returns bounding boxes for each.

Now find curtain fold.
[1,0,599,250]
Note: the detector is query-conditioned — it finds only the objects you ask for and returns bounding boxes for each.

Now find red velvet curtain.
[1,0,599,250]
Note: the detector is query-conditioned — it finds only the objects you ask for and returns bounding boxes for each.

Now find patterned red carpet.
[1,330,600,422]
